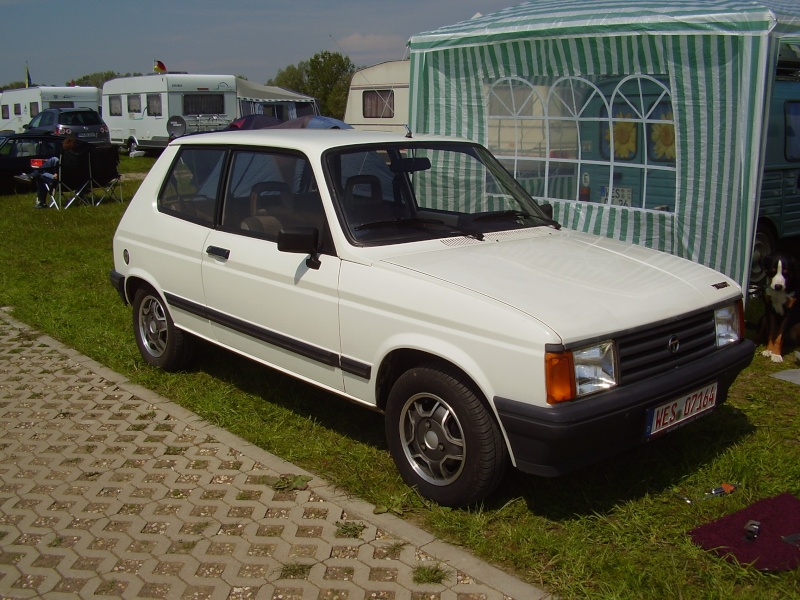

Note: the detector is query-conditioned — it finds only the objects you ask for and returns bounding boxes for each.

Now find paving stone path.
[0,310,549,600]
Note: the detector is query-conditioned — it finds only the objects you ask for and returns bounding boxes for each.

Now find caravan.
[102,74,238,152]
[102,74,319,152]
[0,86,101,133]
[344,60,409,132]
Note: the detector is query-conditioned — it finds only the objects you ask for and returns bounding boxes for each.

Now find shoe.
[34,203,48,209]
[14,173,32,184]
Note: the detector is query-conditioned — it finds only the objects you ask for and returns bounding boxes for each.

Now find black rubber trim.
[163,292,371,378]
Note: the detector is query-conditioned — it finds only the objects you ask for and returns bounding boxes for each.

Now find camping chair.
[89,143,123,205]
[53,142,93,209]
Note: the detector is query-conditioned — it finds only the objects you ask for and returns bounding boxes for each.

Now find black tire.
[132,287,192,371]
[750,222,777,287]
[385,364,508,507]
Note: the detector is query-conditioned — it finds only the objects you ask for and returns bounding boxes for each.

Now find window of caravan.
[485,74,677,211]
[1,105,8,120]
[147,94,162,117]
[787,101,800,161]
[127,95,142,114]
[48,101,73,109]
[14,104,21,116]
[363,90,395,118]
[184,94,225,115]
[109,95,123,117]
[29,102,39,118]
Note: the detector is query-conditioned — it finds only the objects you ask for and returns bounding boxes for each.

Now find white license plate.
[77,132,97,138]
[600,185,632,206]
[645,382,718,438]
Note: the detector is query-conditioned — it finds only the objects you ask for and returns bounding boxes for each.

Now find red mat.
[689,493,800,571]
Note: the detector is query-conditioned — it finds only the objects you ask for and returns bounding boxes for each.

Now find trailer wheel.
[750,221,776,287]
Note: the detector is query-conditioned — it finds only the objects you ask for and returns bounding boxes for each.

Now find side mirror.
[22,124,30,131]
[277,227,322,270]
[540,202,553,220]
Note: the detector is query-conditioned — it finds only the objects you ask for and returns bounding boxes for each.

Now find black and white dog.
[759,252,800,362]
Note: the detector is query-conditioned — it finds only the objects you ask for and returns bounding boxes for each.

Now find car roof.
[171,129,468,153]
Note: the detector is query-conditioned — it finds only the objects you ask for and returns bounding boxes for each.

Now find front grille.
[617,310,717,385]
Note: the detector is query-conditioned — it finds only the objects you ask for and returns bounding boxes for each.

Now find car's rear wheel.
[385,363,508,507]
[132,287,192,371]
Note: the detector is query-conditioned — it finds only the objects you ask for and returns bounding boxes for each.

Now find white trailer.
[344,60,409,132]
[102,73,238,151]
[0,86,101,133]
[102,74,320,152]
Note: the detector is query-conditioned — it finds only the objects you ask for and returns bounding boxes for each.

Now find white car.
[110,129,755,507]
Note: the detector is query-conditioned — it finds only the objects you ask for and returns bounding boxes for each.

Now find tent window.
[109,95,123,117]
[363,90,395,118]
[486,74,676,212]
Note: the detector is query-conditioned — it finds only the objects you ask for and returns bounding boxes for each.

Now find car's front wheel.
[132,287,192,371]
[385,364,508,507]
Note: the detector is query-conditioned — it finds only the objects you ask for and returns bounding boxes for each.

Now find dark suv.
[24,108,110,144]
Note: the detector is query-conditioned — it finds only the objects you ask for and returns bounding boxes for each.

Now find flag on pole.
[154,60,167,73]
[25,63,32,87]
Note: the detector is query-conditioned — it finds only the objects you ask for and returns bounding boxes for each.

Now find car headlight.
[714,300,744,347]
[546,340,618,404]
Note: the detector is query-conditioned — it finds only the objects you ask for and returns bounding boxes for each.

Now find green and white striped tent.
[408,0,800,287]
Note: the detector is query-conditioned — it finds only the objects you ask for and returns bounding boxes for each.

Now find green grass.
[1,159,799,599]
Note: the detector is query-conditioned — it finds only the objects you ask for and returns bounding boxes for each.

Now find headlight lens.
[546,340,617,404]
[714,300,744,347]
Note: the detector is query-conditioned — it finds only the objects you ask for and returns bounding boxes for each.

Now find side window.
[127,95,142,114]
[28,113,42,128]
[109,95,123,117]
[14,104,21,116]
[224,150,329,250]
[158,147,225,226]
[147,94,162,117]
[363,90,395,118]
[787,101,800,162]
[30,102,39,118]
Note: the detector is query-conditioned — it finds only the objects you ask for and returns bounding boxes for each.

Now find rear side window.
[158,147,226,226]
[787,101,800,161]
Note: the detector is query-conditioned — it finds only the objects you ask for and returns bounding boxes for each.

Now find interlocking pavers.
[0,310,551,600]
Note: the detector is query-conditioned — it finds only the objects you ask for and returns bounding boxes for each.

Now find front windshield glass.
[325,141,557,245]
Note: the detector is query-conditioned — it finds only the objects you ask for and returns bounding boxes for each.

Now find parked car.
[23,108,109,144]
[109,129,755,506]
[0,132,62,193]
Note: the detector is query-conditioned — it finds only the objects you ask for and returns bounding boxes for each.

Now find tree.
[268,51,356,120]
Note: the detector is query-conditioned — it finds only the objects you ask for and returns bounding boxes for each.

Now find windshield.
[324,141,557,245]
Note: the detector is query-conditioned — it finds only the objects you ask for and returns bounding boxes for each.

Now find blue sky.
[3,0,518,88]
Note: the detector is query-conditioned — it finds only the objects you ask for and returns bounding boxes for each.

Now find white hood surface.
[381,229,738,343]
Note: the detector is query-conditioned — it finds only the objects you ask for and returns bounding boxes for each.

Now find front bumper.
[494,339,755,476]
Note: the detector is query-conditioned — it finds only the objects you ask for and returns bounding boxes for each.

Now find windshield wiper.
[354,217,484,240]
[471,210,561,230]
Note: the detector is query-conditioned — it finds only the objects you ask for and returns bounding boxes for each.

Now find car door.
[201,148,344,392]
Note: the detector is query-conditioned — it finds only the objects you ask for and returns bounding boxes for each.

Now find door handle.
[206,245,230,260]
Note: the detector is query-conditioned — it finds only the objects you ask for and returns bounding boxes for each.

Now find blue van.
[752,74,800,282]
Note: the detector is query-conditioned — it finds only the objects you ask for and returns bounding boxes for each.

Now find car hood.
[380,228,739,344]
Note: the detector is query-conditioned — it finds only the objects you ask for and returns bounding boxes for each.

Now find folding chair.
[89,143,123,205]
[55,142,92,209]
